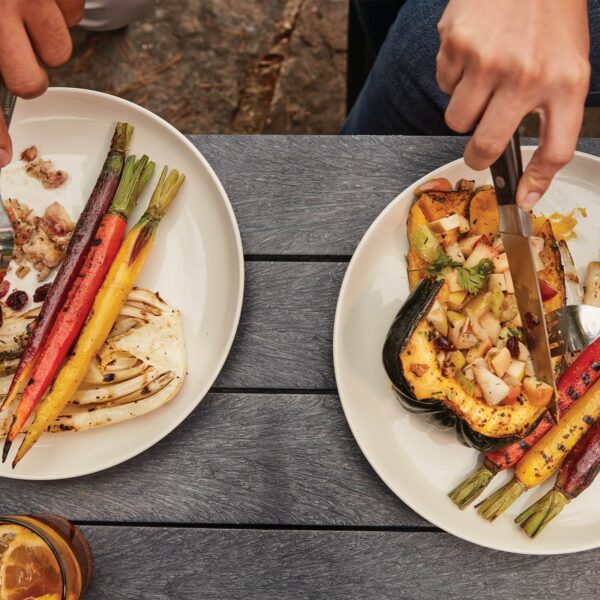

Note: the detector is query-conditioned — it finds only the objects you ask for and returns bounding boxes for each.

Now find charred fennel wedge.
[383,180,567,452]
[0,288,186,436]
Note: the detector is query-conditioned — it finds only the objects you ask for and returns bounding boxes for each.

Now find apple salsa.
[408,178,560,409]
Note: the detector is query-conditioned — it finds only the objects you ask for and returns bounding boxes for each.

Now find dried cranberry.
[33,283,51,303]
[507,336,520,359]
[6,289,28,311]
[525,312,540,328]
[0,279,9,299]
[434,336,454,352]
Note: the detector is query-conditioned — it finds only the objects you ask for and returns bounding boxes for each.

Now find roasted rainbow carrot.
[516,418,600,537]
[476,377,600,520]
[1,123,133,413]
[448,335,600,509]
[2,155,155,459]
[12,166,185,466]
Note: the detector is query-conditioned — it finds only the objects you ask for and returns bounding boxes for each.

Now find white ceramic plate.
[334,148,600,554]
[0,88,244,480]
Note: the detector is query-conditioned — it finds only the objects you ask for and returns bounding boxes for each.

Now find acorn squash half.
[383,278,546,451]
[383,181,567,452]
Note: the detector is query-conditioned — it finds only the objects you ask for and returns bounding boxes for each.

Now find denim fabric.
[344,0,600,133]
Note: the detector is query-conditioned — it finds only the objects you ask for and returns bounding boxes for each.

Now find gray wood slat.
[82,525,600,599]
[216,261,344,389]
[191,135,600,255]
[0,393,424,527]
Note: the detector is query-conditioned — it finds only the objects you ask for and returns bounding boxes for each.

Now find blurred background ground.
[49,0,600,137]
[50,0,348,135]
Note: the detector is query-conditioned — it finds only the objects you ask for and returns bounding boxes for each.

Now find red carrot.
[449,335,600,508]
[3,155,154,453]
[0,123,133,414]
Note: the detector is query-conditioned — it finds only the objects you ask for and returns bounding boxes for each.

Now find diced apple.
[490,346,511,377]
[429,214,462,234]
[436,352,446,367]
[496,327,511,348]
[479,312,502,343]
[464,243,499,269]
[503,269,515,294]
[447,311,467,346]
[464,365,475,381]
[447,290,468,310]
[492,236,505,252]
[470,316,491,343]
[492,252,509,273]
[505,310,523,328]
[445,242,466,265]
[457,330,481,350]
[458,215,470,234]
[518,342,536,376]
[506,359,526,381]
[500,294,519,322]
[444,268,463,293]
[533,251,545,272]
[530,236,545,254]
[523,377,554,407]
[488,273,507,293]
[426,300,448,336]
[473,363,511,405]
[503,374,522,388]
[458,234,483,257]
[465,338,493,362]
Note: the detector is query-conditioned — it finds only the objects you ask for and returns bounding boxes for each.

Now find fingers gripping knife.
[0,77,15,274]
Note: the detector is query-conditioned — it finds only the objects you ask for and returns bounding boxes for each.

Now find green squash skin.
[382,278,540,453]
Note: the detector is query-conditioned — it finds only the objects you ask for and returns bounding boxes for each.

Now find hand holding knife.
[491,132,559,423]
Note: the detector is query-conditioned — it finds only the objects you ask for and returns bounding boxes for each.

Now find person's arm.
[436,0,590,209]
[0,0,84,166]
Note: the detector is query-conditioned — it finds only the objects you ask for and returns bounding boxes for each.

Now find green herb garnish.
[508,327,525,340]
[456,259,494,295]
[427,249,461,277]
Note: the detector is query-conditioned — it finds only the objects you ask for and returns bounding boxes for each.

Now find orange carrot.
[2,155,154,456]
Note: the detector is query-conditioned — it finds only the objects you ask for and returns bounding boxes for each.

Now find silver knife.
[0,77,15,273]
[490,131,559,423]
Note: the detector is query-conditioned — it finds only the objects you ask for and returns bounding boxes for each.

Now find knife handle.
[491,130,532,236]
[0,76,16,129]
[490,131,523,206]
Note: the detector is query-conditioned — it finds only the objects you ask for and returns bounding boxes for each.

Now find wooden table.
[4,136,600,599]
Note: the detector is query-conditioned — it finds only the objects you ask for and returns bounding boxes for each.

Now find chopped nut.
[20,145,38,162]
[410,363,430,377]
[15,265,30,279]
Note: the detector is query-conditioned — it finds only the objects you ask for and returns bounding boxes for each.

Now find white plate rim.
[2,87,245,480]
[333,147,600,555]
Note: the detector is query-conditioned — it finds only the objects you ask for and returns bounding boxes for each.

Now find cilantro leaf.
[456,258,494,295]
[427,249,462,277]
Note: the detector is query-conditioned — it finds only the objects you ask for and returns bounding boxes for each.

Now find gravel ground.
[50,0,348,135]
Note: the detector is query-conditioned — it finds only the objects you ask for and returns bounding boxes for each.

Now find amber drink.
[0,515,92,600]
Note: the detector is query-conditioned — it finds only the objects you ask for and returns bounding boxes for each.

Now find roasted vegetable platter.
[333,148,600,554]
[0,89,244,480]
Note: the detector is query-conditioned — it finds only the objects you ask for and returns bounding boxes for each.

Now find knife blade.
[490,131,559,423]
[0,76,16,272]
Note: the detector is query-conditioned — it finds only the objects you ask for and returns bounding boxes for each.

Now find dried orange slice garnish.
[0,524,62,600]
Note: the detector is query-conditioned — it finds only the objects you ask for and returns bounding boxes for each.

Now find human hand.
[436,0,590,209]
[0,0,84,166]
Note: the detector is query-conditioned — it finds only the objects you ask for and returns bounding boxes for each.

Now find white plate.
[334,148,600,554]
[0,88,244,480]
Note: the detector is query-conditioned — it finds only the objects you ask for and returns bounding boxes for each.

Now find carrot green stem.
[515,489,570,538]
[476,478,527,521]
[145,166,186,221]
[448,465,495,509]
[109,155,155,219]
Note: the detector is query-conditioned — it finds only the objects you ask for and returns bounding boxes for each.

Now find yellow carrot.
[476,377,600,520]
[12,167,185,466]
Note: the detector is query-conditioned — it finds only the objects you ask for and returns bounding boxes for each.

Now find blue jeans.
[344,0,600,134]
